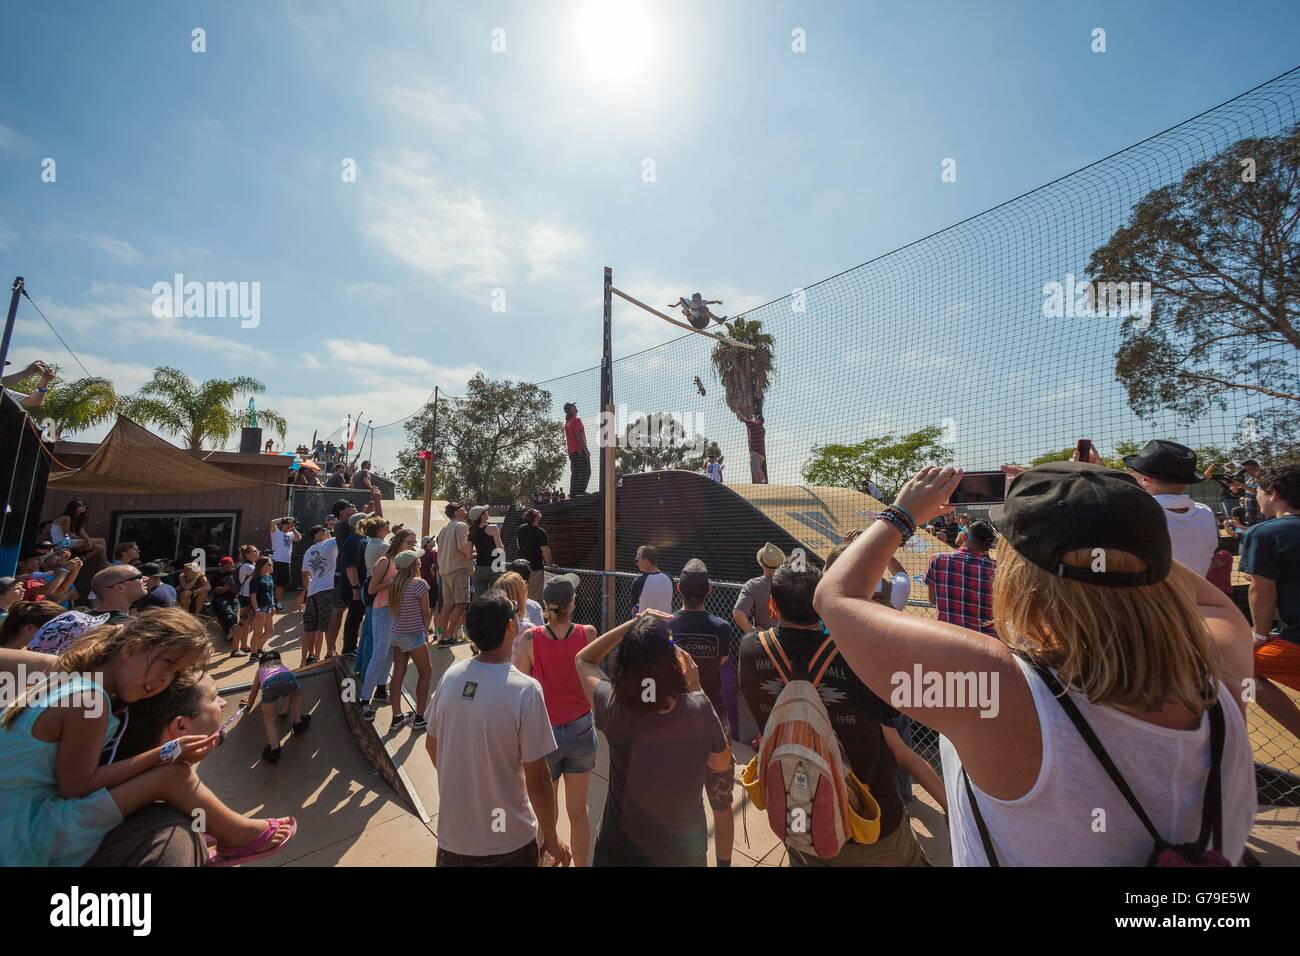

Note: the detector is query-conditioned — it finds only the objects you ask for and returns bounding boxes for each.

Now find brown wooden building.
[45,418,293,567]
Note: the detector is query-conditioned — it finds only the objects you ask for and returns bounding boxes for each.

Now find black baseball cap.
[307,524,326,537]
[331,499,353,516]
[989,461,1172,587]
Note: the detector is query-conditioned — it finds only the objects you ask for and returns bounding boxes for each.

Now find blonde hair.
[993,544,1220,712]
[388,555,421,615]
[495,571,529,623]
[2,608,213,729]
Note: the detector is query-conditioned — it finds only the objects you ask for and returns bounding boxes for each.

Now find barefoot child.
[0,608,296,866]
[240,651,310,764]
[249,557,276,661]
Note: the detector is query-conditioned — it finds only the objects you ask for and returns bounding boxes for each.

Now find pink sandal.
[208,817,298,867]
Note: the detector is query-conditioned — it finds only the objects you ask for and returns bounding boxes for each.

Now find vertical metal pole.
[0,277,24,376]
[422,386,439,539]
[600,267,616,631]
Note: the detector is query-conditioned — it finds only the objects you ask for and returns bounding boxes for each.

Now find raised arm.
[813,466,1040,798]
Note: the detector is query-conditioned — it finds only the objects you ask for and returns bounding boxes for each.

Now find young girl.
[360,530,416,721]
[176,561,211,615]
[380,550,434,730]
[249,557,276,660]
[240,651,311,764]
[513,574,597,866]
[0,608,296,866]
[51,499,107,563]
[497,570,543,654]
[230,545,260,657]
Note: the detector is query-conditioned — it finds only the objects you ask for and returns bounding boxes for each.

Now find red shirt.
[528,622,593,725]
[923,548,997,636]
[564,415,587,453]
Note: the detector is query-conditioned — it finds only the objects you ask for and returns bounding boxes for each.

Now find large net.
[521,66,1300,804]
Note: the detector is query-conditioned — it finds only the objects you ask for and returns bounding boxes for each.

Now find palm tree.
[120,366,287,451]
[38,375,119,437]
[709,317,776,421]
[8,365,118,438]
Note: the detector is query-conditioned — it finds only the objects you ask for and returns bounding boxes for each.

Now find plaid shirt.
[924,548,997,636]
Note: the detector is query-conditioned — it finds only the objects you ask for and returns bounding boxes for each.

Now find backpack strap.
[1019,653,1225,854]
[960,769,1000,867]
[807,637,840,689]
[756,629,793,685]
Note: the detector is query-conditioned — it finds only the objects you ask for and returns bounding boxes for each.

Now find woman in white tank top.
[814,461,1257,866]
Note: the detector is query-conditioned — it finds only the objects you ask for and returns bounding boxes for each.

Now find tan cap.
[394,549,421,570]
[757,542,785,569]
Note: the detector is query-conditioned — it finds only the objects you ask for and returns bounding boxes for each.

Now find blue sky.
[2,0,1298,475]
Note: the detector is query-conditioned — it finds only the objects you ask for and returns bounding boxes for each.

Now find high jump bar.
[610,286,757,351]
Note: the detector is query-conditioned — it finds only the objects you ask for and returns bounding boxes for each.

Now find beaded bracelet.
[878,507,914,541]
[891,503,916,527]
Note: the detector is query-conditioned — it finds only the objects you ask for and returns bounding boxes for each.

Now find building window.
[114,512,237,569]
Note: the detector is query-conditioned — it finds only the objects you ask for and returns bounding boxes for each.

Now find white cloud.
[524,224,586,281]
[1041,381,1084,404]
[0,219,14,250]
[0,123,21,150]
[78,233,142,263]
[343,280,393,297]
[31,283,267,365]
[386,84,485,132]
[362,151,585,302]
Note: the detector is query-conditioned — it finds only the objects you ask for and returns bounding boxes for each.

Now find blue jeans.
[361,605,393,701]
[355,605,375,689]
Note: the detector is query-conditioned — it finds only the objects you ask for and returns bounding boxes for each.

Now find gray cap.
[468,505,491,523]
[542,572,580,607]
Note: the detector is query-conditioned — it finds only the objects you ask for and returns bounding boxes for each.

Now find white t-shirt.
[874,571,912,610]
[237,561,256,597]
[302,539,338,596]
[425,658,557,857]
[1154,493,1220,577]
[271,529,296,563]
[706,462,722,482]
[633,570,674,614]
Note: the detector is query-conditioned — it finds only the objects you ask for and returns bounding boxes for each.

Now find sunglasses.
[112,571,145,586]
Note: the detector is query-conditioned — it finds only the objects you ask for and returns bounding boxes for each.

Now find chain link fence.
[552,566,1299,807]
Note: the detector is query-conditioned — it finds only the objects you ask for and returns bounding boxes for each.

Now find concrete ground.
[204,604,1299,867]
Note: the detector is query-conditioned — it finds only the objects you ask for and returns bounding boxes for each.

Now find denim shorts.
[546,711,596,780]
[389,629,428,653]
[262,676,300,704]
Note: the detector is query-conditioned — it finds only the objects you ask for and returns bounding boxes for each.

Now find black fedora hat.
[1121,439,1203,485]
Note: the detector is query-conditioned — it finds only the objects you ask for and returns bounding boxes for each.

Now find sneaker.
[373,686,389,702]
[305,655,317,664]
[412,715,428,732]
[359,704,376,722]
[390,712,410,730]
[231,649,248,657]
[292,715,312,735]
[262,745,282,764]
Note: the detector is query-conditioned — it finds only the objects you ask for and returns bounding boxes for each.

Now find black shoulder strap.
[1018,653,1225,853]
[961,769,1000,867]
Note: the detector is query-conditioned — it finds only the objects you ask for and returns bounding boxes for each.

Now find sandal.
[209,817,298,867]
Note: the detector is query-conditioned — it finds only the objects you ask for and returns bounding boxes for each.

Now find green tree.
[710,318,776,424]
[119,366,287,451]
[395,374,565,504]
[802,425,953,498]
[1032,440,1229,471]
[1089,122,1300,421]
[11,366,118,438]
[613,413,717,477]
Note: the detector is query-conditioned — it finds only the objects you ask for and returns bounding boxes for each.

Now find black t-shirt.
[470,525,497,567]
[668,609,732,712]
[738,624,904,839]
[516,523,549,570]
[593,680,728,866]
[339,531,368,596]
[326,472,347,488]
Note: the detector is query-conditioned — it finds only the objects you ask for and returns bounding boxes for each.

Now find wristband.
[1254,633,1271,645]
[891,503,916,526]
[160,739,182,764]
[36,386,50,394]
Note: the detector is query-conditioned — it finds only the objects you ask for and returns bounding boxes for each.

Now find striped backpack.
[741,629,881,858]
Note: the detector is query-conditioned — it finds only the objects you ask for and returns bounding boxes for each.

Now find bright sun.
[568,0,661,93]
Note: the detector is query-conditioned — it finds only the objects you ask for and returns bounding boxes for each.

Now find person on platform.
[564,402,591,497]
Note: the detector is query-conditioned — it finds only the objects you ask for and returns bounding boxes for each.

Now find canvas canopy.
[48,416,266,494]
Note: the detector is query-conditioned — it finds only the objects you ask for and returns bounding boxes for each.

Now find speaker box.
[239,426,263,454]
